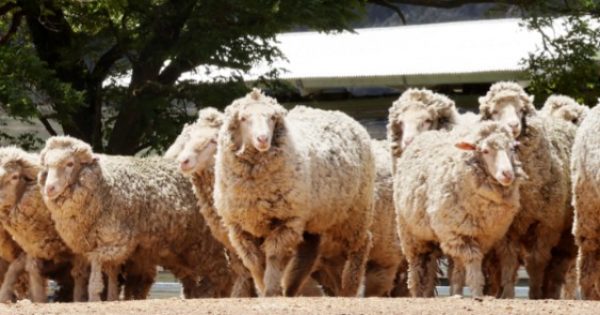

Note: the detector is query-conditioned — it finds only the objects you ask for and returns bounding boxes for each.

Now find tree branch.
[0,2,17,17]
[91,44,124,81]
[0,10,23,45]
[369,0,406,24]
[38,115,58,136]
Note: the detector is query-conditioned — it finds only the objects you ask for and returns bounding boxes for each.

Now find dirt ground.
[1,297,599,315]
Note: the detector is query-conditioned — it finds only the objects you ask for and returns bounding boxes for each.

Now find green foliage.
[0,0,366,154]
[523,1,600,106]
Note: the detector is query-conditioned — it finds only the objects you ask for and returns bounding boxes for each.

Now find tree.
[0,0,365,154]
[0,0,598,154]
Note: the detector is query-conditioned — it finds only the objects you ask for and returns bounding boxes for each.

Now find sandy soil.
[1,297,599,315]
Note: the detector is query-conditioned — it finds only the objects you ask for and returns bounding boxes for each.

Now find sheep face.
[389,103,434,151]
[455,127,520,187]
[482,97,525,138]
[40,143,96,201]
[552,106,582,125]
[177,127,218,175]
[237,103,280,153]
[0,149,39,210]
[0,164,27,209]
[41,150,79,200]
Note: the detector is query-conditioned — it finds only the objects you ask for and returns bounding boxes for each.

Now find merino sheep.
[0,147,89,302]
[387,88,459,167]
[394,122,525,297]
[310,140,407,297]
[214,89,375,297]
[540,95,589,126]
[168,107,256,297]
[571,102,600,299]
[479,81,577,299]
[38,137,234,301]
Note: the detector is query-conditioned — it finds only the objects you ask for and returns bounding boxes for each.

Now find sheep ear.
[455,141,477,151]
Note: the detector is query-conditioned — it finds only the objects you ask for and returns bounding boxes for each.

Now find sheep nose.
[257,135,268,144]
[502,170,514,182]
[403,137,414,147]
[180,159,190,169]
[45,185,56,196]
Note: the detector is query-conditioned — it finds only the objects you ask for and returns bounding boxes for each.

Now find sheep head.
[541,95,588,126]
[224,88,287,155]
[455,122,524,187]
[387,88,458,156]
[177,107,224,175]
[39,136,97,200]
[479,82,535,138]
[0,147,40,209]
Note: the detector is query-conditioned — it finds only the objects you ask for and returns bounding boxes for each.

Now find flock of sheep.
[0,81,599,303]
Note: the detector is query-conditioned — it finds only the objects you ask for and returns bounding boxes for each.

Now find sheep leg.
[405,244,438,297]
[363,262,399,297]
[88,258,104,302]
[560,261,578,299]
[542,229,577,299]
[340,232,372,297]
[229,224,266,294]
[25,257,47,303]
[464,258,484,297]
[390,259,410,297]
[229,254,256,297]
[0,253,26,302]
[71,257,89,302]
[282,232,320,297]
[525,225,558,300]
[443,237,484,297]
[104,264,120,301]
[578,249,600,300]
[449,260,465,296]
[494,236,519,299]
[262,220,303,297]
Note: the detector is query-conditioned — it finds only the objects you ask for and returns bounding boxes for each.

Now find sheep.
[386,88,459,168]
[214,89,375,297]
[309,140,407,297]
[479,81,577,299]
[0,227,28,301]
[571,102,600,300]
[394,121,525,298]
[0,146,92,302]
[38,136,234,301]
[540,95,589,126]
[168,107,256,297]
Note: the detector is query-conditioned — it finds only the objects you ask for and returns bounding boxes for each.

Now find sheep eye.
[481,149,490,154]
[424,119,433,124]
[210,138,217,144]
[270,115,276,121]
[66,162,74,167]
[11,174,19,181]
[240,116,247,122]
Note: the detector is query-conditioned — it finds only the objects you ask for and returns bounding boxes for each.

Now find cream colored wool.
[394,122,524,298]
[540,95,589,126]
[39,137,233,301]
[311,140,408,297]
[387,88,459,165]
[571,102,600,300]
[168,107,256,297]
[214,90,375,297]
[479,82,577,299]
